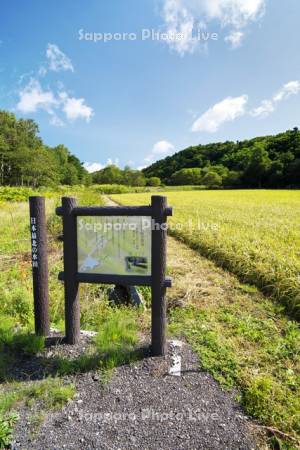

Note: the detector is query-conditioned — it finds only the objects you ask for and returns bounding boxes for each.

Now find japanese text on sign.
[30,217,38,268]
[77,216,152,276]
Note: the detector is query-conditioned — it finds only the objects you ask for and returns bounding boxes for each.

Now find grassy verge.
[165,236,300,449]
[0,378,75,448]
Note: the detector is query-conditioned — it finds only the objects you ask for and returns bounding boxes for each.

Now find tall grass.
[112,190,300,319]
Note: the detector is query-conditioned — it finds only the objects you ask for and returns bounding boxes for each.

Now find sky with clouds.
[0,0,300,172]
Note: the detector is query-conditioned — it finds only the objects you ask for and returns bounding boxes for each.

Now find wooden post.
[61,197,80,344]
[151,196,167,356]
[29,196,50,336]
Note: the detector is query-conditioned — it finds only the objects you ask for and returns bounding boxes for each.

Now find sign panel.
[77,216,152,276]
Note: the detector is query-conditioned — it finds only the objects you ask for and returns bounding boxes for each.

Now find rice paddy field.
[112,190,300,320]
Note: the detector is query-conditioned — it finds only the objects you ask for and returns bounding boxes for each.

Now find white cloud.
[49,114,65,127]
[145,140,175,163]
[191,95,248,133]
[17,80,93,124]
[38,65,47,77]
[273,81,300,103]
[83,158,120,173]
[46,44,74,72]
[225,30,244,48]
[16,79,57,113]
[60,92,93,122]
[201,0,265,28]
[190,79,300,131]
[16,44,93,126]
[250,100,274,118]
[152,140,175,154]
[250,80,300,118]
[162,0,198,56]
[83,162,104,173]
[161,0,265,54]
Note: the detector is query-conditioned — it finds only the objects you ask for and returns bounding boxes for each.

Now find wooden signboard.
[29,196,50,337]
[30,195,172,356]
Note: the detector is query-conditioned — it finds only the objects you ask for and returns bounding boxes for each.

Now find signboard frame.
[55,196,172,355]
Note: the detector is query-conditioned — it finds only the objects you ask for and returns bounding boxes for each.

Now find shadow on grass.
[52,342,149,378]
[0,305,149,382]
[0,332,149,383]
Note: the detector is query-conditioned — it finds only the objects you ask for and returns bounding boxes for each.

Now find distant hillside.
[143,129,300,188]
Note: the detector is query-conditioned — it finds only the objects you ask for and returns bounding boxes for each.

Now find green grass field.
[112,190,300,319]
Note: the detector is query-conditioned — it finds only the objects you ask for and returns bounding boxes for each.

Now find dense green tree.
[0,134,9,185]
[143,128,300,188]
[243,144,271,188]
[223,170,242,187]
[146,176,161,187]
[92,165,123,184]
[170,168,203,185]
[123,167,146,186]
[202,171,222,188]
[286,158,300,186]
[0,110,89,187]
[92,165,147,187]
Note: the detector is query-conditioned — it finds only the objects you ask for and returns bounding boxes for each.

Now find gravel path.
[13,341,258,450]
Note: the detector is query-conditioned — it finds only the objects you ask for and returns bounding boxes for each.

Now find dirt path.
[102,195,121,207]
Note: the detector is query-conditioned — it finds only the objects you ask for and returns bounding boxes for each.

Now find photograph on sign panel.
[77,216,151,276]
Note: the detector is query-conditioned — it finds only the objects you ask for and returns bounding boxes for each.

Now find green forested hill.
[2,109,300,189]
[143,128,300,188]
[0,111,89,187]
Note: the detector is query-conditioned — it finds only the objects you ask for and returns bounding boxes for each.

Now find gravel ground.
[12,341,259,450]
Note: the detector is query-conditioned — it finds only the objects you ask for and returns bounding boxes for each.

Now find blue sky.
[1,0,300,171]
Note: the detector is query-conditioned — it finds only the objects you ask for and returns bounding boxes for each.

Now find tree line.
[0,111,89,187]
[92,165,161,186]
[0,110,161,188]
[143,128,300,188]
[1,110,299,189]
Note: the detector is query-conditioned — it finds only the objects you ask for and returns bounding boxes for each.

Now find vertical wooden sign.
[151,196,168,356]
[29,196,50,336]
